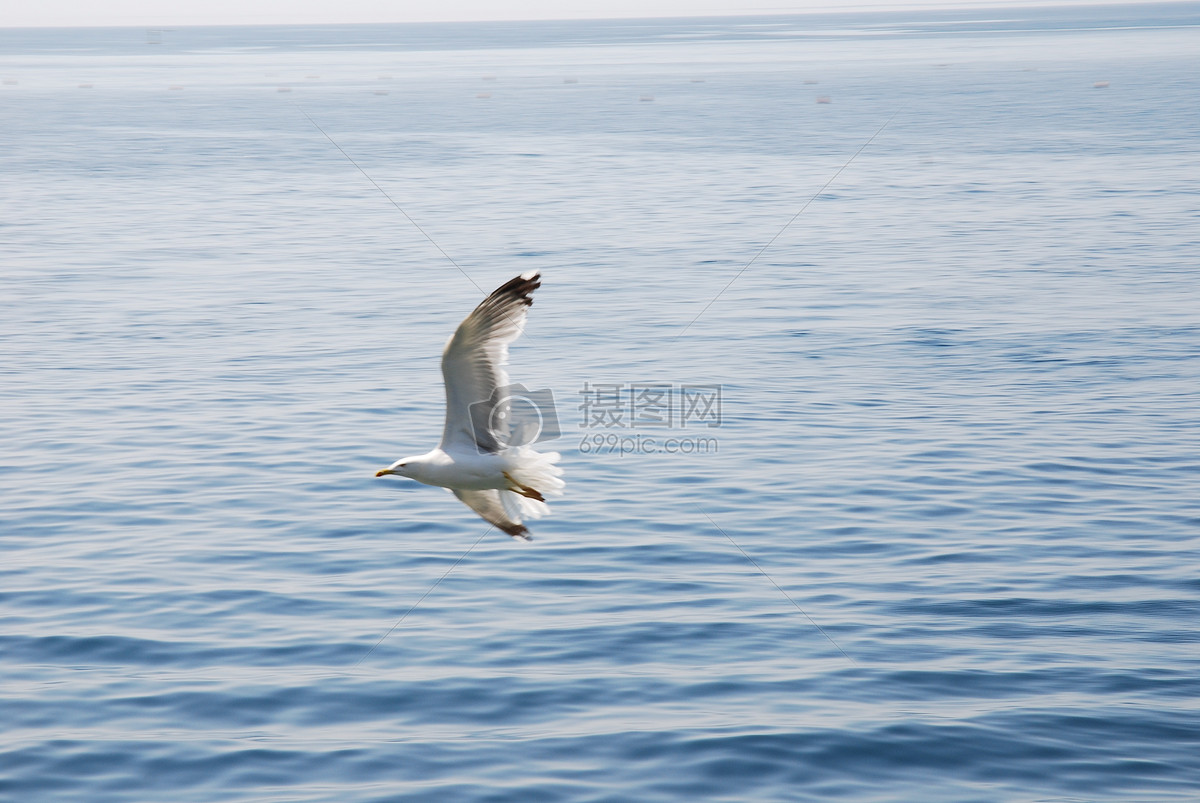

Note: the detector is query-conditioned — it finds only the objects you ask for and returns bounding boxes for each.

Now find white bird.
[375,272,564,540]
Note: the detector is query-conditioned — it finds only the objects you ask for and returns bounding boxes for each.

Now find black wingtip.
[489,272,541,307]
[501,522,532,541]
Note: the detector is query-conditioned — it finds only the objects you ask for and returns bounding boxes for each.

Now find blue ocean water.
[2,5,1200,801]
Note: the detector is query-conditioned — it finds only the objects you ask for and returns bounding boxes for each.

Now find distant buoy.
[1093,81,1110,88]
[563,78,578,84]
[639,95,654,102]
[476,92,492,99]
[816,95,832,104]
[276,87,291,93]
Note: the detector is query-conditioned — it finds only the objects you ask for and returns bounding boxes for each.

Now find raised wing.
[439,272,540,454]
[452,488,532,541]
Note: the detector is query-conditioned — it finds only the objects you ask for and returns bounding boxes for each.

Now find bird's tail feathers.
[502,447,565,520]
[505,448,564,491]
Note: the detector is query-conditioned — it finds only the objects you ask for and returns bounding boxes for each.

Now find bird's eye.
[399,463,407,468]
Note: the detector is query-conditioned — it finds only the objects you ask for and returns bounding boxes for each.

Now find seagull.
[375,272,564,540]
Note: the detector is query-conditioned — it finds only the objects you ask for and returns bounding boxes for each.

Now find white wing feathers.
[439,271,540,454]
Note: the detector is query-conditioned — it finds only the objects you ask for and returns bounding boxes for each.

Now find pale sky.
[1,0,1121,29]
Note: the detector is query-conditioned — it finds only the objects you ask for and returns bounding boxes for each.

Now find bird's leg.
[503,471,546,502]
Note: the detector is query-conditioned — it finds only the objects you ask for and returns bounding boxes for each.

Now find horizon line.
[0,0,1177,31]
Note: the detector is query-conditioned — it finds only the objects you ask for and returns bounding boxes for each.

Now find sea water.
[2,5,1199,801]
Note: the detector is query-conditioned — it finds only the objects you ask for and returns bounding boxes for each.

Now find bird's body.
[375,272,563,540]
[397,449,508,491]
[391,448,543,493]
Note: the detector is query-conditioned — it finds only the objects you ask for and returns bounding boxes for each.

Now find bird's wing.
[452,488,532,541]
[439,271,540,454]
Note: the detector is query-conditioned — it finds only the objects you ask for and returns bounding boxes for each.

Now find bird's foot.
[503,472,546,502]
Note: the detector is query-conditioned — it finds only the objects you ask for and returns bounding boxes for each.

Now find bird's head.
[375,459,416,479]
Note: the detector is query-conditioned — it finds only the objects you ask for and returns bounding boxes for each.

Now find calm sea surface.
[2,5,1199,801]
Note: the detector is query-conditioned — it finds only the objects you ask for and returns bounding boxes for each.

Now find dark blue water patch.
[12,715,1195,803]
[0,635,360,669]
[1053,572,1184,592]
[904,327,966,348]
[892,596,1200,621]
[2,635,177,665]
[1024,458,1150,477]
[852,666,1200,702]
[317,526,378,540]
[799,535,915,558]
[976,708,1200,791]
[13,673,830,734]
[369,616,838,669]
[904,549,1002,565]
